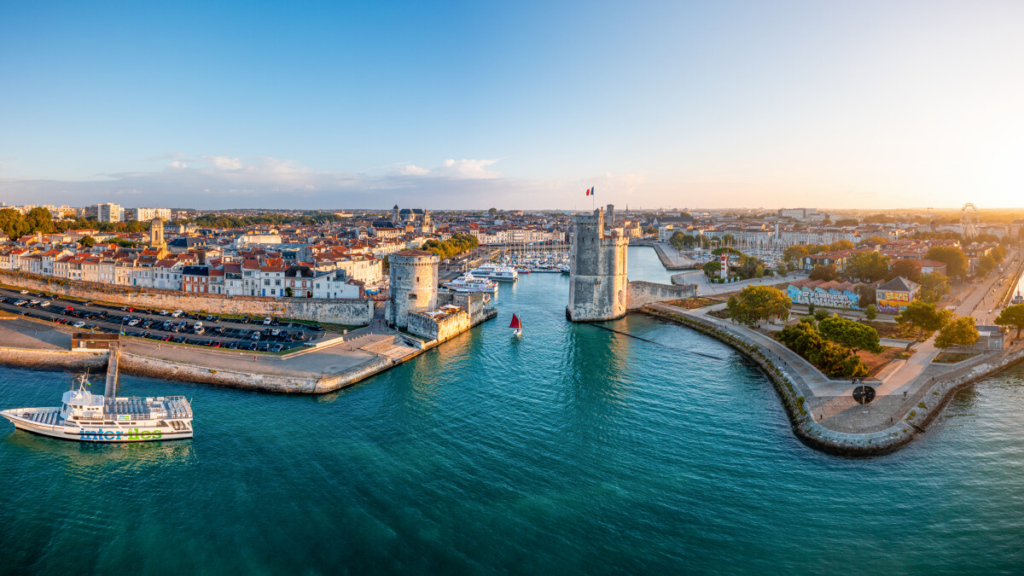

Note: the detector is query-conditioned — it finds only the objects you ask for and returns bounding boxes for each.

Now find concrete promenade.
[0,307,496,393]
[645,296,1024,453]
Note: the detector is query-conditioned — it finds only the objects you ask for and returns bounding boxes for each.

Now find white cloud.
[203,155,244,171]
[440,158,499,179]
[169,161,188,169]
[399,164,430,176]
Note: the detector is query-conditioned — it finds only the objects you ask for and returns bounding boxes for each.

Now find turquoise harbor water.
[2,247,1024,575]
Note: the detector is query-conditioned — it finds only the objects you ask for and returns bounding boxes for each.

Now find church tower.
[150,217,166,251]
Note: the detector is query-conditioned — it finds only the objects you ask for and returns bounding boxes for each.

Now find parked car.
[210,341,222,348]
[263,317,273,325]
[227,341,239,350]
[194,327,205,335]
[271,344,283,352]
[19,290,29,295]
[161,334,172,342]
[14,300,27,306]
[172,310,183,318]
[271,328,281,336]
[72,321,86,328]
[308,324,323,332]
[127,318,140,327]
[251,331,261,340]
[40,301,50,307]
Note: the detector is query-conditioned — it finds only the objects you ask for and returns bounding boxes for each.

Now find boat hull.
[2,412,193,442]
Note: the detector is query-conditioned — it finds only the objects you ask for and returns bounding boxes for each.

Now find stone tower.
[150,217,166,249]
[567,207,629,322]
[387,249,440,328]
[605,204,615,227]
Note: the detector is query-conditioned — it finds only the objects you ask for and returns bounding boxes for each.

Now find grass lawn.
[664,297,721,309]
[856,346,911,377]
[860,320,921,340]
[933,351,979,364]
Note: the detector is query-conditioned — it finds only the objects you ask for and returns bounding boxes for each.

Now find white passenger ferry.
[444,275,498,294]
[1,374,193,442]
[469,263,518,282]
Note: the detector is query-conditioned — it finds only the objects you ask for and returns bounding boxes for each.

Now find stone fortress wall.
[0,270,373,326]
[626,281,698,310]
[567,208,629,321]
[385,250,439,328]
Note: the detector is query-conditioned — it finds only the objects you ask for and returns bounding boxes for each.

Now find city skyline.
[2,1,1024,210]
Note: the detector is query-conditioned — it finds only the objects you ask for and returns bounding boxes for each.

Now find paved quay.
[645,294,1024,454]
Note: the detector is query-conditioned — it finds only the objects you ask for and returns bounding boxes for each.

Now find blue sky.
[2,1,1023,210]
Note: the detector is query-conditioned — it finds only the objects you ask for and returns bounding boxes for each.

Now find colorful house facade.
[875,276,920,314]
[785,279,864,310]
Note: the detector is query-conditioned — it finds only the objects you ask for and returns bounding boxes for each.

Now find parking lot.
[0,287,333,353]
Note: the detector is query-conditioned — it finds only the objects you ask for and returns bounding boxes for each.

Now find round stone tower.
[387,249,440,328]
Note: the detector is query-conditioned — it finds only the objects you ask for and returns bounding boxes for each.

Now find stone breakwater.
[642,305,1024,456]
[119,351,395,394]
[0,270,373,326]
[0,308,499,395]
[0,347,110,372]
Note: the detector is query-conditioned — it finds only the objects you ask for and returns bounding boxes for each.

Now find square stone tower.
[567,208,629,322]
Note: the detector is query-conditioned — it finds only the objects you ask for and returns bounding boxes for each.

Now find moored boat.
[1,374,193,443]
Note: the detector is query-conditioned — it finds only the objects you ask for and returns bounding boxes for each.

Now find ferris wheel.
[960,203,979,239]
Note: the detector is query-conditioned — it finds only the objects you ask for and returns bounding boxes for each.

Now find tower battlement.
[567,208,629,321]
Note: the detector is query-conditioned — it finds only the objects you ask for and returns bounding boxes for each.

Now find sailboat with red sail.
[509,313,522,337]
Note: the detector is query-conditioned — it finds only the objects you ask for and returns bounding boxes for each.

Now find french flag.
[585,187,594,196]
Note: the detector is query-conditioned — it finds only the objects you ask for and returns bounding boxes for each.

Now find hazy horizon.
[3,1,1023,210]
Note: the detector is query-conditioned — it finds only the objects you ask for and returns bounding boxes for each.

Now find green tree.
[895,300,952,351]
[721,233,736,245]
[726,285,792,327]
[835,218,859,227]
[754,264,765,278]
[918,272,950,304]
[809,264,838,281]
[777,321,869,378]
[284,287,294,297]
[813,309,829,322]
[711,246,743,257]
[830,240,855,251]
[848,251,891,282]
[886,259,922,283]
[976,254,996,276]
[381,255,390,271]
[24,207,55,234]
[856,285,877,308]
[818,315,883,353]
[925,246,968,281]
[994,304,1024,339]
[488,207,498,216]
[703,260,721,276]
[783,245,808,264]
[935,315,980,349]
[776,261,789,276]
[864,304,878,320]
[78,235,96,247]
